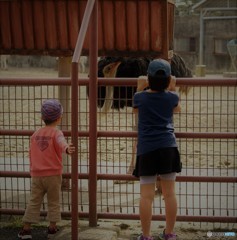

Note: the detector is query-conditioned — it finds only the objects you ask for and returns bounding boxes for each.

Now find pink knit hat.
[41,99,63,121]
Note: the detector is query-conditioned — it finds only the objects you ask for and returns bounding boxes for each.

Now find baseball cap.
[41,99,63,121]
[147,59,171,78]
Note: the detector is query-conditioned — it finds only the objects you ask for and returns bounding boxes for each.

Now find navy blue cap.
[147,59,171,78]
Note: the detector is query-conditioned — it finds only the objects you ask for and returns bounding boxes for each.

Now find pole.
[88,0,98,227]
[71,62,79,240]
[71,0,96,238]
[199,9,204,65]
[58,57,71,191]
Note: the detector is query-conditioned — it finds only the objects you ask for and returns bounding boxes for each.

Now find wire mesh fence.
[0,78,236,228]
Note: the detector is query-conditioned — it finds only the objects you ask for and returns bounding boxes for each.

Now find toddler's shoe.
[18,229,32,239]
[137,234,154,240]
[47,226,59,239]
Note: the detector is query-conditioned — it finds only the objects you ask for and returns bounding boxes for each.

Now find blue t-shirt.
[133,90,179,156]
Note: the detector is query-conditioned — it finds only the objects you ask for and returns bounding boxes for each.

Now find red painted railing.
[0,77,237,229]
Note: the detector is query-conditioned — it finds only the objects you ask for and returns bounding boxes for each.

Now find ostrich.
[98,57,151,112]
[100,61,122,112]
[98,54,192,112]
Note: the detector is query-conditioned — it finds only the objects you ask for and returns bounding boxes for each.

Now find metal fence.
[0,77,236,229]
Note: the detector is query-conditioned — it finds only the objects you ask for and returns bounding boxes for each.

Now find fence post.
[88,0,98,227]
[71,62,79,239]
[58,56,72,191]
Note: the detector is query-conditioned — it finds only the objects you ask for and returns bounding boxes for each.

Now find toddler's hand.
[66,143,75,155]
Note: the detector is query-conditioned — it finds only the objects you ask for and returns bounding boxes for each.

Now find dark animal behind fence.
[98,57,150,109]
[97,54,192,110]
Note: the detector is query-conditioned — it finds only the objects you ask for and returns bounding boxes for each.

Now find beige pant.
[23,175,62,223]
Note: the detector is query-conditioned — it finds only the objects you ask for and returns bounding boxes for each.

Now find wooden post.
[195,65,206,77]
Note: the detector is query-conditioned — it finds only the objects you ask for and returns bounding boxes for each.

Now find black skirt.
[133,147,182,178]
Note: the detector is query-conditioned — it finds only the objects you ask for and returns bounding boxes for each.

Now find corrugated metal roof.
[0,0,175,58]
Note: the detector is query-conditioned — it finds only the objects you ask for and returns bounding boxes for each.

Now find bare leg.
[160,179,177,234]
[127,139,137,174]
[139,183,155,237]
[127,112,138,174]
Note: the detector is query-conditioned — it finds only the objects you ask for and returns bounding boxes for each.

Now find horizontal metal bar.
[1,171,236,183]
[1,77,237,86]
[0,129,89,137]
[203,16,237,20]
[203,8,237,11]
[177,78,237,86]
[98,174,237,183]
[0,208,87,219]
[0,171,89,179]
[0,209,236,223]
[98,131,237,139]
[0,78,87,86]
[1,129,236,139]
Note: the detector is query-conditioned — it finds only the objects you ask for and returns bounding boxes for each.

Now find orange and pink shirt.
[29,126,68,177]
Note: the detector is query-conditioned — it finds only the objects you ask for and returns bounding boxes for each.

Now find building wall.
[174,15,237,74]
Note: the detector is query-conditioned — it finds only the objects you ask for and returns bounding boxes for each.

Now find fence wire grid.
[0,78,236,229]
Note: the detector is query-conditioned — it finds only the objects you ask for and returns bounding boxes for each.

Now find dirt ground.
[0,216,236,240]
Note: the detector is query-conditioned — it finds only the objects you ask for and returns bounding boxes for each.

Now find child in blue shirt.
[133,59,182,240]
